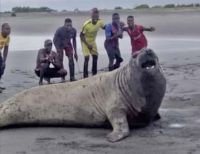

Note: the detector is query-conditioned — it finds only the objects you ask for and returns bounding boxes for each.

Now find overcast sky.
[0,0,200,11]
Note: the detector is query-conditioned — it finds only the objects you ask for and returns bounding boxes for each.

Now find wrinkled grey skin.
[0,49,166,142]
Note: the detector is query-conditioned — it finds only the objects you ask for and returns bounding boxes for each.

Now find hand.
[150,27,155,31]
[44,56,49,62]
[87,44,93,51]
[119,22,125,28]
[74,53,78,61]
[47,55,54,63]
[116,31,123,38]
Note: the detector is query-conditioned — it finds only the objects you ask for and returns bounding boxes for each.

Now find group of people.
[0,8,155,89]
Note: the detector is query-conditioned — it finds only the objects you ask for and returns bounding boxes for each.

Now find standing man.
[104,13,124,71]
[123,15,155,57]
[80,8,105,78]
[0,23,11,93]
[35,39,67,85]
[53,18,78,82]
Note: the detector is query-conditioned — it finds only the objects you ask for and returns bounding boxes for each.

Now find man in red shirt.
[123,15,155,56]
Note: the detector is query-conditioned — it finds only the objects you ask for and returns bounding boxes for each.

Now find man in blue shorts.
[104,13,124,71]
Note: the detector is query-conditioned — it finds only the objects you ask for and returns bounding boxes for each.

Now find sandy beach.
[0,9,200,154]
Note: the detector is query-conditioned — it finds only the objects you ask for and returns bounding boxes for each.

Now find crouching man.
[35,39,67,85]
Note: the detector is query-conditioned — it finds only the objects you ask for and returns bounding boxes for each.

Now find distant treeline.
[12,6,55,13]
[135,3,200,9]
[8,3,200,13]
[115,3,200,10]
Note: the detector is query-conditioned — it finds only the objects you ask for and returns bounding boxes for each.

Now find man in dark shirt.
[35,39,67,85]
[53,18,78,81]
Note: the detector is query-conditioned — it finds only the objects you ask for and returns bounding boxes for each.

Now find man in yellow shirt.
[80,8,105,78]
[0,23,11,93]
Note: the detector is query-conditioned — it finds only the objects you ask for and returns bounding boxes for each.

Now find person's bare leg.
[83,56,89,78]
[92,55,98,75]
[68,56,76,81]
[57,68,67,82]
[39,63,49,85]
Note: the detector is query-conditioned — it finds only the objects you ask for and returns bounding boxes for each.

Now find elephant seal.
[0,48,166,142]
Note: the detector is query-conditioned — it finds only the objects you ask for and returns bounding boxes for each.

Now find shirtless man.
[35,39,67,85]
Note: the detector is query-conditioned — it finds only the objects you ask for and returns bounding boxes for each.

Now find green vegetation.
[12,6,55,13]
[135,4,150,9]
[151,5,162,9]
[4,3,200,14]
[114,6,123,10]
[164,4,175,8]
[134,3,200,10]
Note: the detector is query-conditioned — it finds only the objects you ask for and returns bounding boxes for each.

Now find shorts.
[81,41,98,57]
[64,46,73,57]
[55,44,73,58]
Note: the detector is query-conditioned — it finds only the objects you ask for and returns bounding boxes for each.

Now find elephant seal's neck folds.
[115,62,141,116]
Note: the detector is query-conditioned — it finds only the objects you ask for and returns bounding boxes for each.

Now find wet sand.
[0,50,200,154]
[1,10,200,154]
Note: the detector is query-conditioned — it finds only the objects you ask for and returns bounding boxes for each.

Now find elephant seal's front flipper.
[107,108,129,142]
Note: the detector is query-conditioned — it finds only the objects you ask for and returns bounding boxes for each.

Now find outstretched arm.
[142,26,155,32]
[122,27,128,32]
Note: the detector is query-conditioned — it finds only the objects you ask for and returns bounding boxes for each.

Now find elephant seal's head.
[128,48,166,125]
[133,48,160,75]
